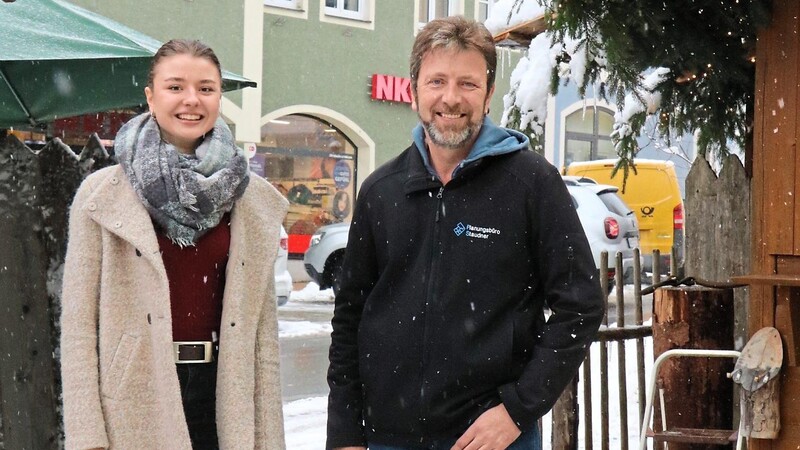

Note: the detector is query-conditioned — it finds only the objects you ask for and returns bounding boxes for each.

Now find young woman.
[60,39,287,450]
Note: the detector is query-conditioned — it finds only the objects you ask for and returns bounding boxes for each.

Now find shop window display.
[255,114,356,255]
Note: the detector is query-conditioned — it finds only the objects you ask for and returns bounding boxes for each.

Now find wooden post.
[730,326,782,440]
[652,286,735,450]
[552,376,579,450]
[741,377,780,439]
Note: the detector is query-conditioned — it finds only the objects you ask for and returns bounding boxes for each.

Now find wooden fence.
[551,155,750,450]
[0,131,113,450]
[549,249,656,450]
[684,155,750,352]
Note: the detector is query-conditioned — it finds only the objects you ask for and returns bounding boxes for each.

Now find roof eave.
[492,14,548,48]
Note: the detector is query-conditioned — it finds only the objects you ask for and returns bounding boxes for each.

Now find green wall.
[70,0,246,105]
[262,1,418,166]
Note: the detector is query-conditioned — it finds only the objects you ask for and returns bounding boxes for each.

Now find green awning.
[0,0,255,128]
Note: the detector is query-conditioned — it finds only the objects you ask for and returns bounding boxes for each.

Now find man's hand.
[450,404,521,450]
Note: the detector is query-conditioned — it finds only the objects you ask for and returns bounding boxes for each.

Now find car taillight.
[279,237,288,251]
[604,217,619,239]
[673,204,684,230]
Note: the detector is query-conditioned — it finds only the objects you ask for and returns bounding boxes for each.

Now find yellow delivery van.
[566,159,684,273]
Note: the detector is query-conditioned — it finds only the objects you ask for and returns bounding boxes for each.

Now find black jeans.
[177,361,219,450]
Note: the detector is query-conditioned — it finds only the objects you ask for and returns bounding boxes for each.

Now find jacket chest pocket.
[101,333,140,400]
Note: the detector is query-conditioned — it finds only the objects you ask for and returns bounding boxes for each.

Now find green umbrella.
[0,0,256,128]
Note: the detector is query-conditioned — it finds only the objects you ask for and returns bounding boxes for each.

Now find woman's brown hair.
[147,39,222,88]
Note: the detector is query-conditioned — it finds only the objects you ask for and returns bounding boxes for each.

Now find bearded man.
[326,15,604,450]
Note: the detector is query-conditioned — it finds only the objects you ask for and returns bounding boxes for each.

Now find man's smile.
[437,112,466,120]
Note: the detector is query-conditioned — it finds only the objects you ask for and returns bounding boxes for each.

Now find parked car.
[563,176,641,291]
[566,159,684,273]
[274,225,292,306]
[305,179,640,295]
[303,222,350,294]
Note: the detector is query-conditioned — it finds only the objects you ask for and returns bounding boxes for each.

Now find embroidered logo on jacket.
[454,222,500,239]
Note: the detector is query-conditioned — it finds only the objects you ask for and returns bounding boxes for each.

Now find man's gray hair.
[409,16,497,96]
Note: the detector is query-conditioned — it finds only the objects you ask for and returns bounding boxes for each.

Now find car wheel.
[276,296,289,307]
[328,253,344,295]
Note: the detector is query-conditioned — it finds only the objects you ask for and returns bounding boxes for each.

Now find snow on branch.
[612,67,670,143]
[498,20,606,152]
[484,0,545,36]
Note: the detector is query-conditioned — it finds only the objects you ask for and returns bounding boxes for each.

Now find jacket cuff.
[498,382,539,432]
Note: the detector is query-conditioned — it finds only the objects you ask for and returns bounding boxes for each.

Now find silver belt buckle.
[173,341,213,364]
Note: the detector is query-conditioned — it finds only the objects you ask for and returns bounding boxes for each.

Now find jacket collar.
[410,116,530,183]
[403,143,443,195]
[84,166,162,262]
[83,165,272,267]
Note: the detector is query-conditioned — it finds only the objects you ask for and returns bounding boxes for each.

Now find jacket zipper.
[567,244,574,284]
[434,186,444,222]
[420,185,445,427]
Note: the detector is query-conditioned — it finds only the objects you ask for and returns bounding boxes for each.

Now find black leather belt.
[174,341,215,364]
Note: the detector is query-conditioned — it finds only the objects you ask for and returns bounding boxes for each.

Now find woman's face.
[144,53,222,154]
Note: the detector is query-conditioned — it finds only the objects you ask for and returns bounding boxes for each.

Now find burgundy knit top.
[156,215,231,342]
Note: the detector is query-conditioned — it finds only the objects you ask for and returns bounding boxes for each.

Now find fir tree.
[504,0,772,174]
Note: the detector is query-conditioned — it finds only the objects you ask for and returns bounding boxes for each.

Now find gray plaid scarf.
[116,112,250,247]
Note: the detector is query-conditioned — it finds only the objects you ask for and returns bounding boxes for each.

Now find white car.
[563,176,640,290]
[274,225,292,306]
[303,222,349,294]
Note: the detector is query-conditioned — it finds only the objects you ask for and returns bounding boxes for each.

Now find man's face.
[412,47,494,152]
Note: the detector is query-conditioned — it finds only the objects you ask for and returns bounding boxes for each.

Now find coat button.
[110,177,119,185]
[114,221,122,228]
[87,202,97,211]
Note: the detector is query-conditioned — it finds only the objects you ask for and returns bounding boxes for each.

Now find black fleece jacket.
[326,143,604,448]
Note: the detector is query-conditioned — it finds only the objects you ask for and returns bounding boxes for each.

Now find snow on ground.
[282,283,656,449]
[278,282,335,338]
[281,282,332,448]
[278,320,332,338]
[291,282,335,303]
[284,396,329,449]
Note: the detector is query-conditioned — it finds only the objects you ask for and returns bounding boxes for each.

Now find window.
[563,106,616,167]
[256,115,358,255]
[418,0,462,26]
[264,0,303,10]
[476,0,495,22]
[325,0,369,21]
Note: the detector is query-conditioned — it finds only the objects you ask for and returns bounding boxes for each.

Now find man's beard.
[422,113,484,149]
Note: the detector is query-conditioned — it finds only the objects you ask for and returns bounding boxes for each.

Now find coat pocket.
[101,333,140,400]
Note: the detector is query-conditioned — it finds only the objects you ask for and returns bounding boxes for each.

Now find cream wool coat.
[60,165,289,450]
